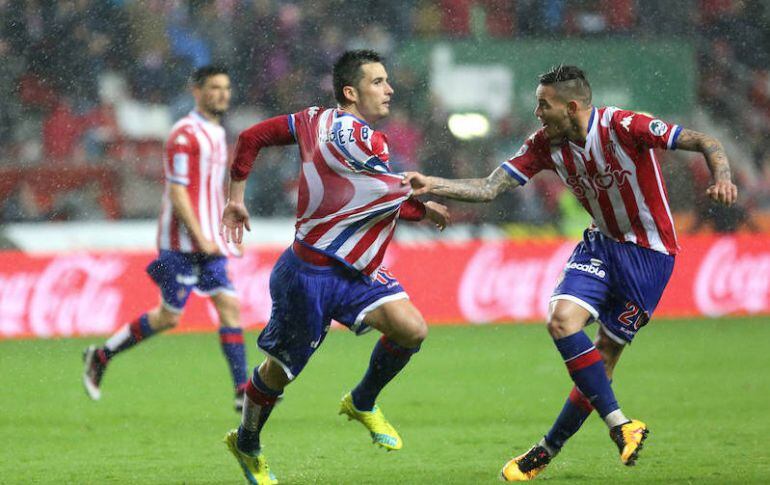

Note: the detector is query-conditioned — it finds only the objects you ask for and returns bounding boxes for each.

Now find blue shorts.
[257,247,408,379]
[146,250,234,312]
[552,230,675,344]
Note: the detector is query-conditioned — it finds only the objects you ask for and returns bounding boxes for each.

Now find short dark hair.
[538,65,592,106]
[333,50,384,106]
[191,65,229,87]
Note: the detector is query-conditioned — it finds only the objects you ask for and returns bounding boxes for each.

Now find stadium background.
[0,1,769,483]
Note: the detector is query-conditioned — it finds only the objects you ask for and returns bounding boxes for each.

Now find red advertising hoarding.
[1,234,768,338]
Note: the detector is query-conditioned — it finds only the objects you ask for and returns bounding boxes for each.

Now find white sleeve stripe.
[167,176,189,185]
[667,125,682,150]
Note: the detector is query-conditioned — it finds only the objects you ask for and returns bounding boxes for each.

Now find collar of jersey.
[190,110,220,128]
[335,109,370,127]
[568,107,597,152]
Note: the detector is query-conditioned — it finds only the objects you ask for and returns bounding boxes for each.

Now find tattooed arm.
[402,166,520,202]
[675,129,738,206]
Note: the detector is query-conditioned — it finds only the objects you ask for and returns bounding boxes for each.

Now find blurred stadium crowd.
[0,0,768,234]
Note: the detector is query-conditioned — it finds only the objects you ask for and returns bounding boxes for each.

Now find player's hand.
[221,200,251,244]
[706,180,738,206]
[424,201,450,231]
[402,172,432,196]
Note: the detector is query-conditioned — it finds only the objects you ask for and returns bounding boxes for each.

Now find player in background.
[403,65,737,481]
[82,66,251,412]
[220,50,450,484]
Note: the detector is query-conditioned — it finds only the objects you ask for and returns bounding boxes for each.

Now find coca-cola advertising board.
[1,234,768,339]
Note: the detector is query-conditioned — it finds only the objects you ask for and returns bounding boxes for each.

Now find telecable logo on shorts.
[566,261,606,278]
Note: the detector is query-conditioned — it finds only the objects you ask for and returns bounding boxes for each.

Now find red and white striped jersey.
[157,111,239,256]
[502,107,682,255]
[289,107,413,276]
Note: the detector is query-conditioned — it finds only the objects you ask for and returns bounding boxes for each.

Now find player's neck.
[339,105,373,126]
[565,107,594,144]
[195,108,222,125]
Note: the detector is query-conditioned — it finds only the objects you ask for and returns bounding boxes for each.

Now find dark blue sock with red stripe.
[237,368,282,455]
[545,386,594,451]
[103,313,155,359]
[218,327,248,391]
[351,336,420,411]
[554,331,618,418]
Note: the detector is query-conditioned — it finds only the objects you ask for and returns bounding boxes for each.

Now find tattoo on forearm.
[431,168,515,202]
[703,139,731,182]
[678,129,732,183]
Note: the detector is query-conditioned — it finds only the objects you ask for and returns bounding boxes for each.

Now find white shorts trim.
[257,346,296,381]
[599,322,629,346]
[194,287,237,298]
[351,292,409,333]
[550,294,599,320]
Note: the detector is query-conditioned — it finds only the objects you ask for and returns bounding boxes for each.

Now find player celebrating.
[82,66,251,412]
[404,65,737,481]
[220,50,449,484]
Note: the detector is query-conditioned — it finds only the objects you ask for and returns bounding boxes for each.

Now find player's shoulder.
[168,117,198,144]
[294,105,328,122]
[526,127,553,151]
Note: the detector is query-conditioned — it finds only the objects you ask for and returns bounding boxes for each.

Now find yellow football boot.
[501,444,552,481]
[223,429,278,484]
[339,392,403,451]
[610,419,649,466]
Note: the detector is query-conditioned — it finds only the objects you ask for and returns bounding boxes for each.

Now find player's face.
[195,74,232,117]
[354,62,394,123]
[534,84,571,140]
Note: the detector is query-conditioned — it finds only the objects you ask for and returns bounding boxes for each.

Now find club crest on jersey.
[649,119,668,136]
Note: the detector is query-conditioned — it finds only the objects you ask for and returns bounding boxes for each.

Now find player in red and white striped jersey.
[220,50,450,484]
[83,66,249,413]
[405,65,737,480]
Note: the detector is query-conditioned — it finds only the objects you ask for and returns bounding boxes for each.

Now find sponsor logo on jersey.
[566,261,607,278]
[649,119,668,136]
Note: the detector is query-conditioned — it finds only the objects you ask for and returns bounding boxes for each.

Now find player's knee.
[153,307,181,330]
[218,299,241,327]
[401,316,428,349]
[547,310,581,339]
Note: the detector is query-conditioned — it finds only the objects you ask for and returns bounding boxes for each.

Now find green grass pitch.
[2,317,769,484]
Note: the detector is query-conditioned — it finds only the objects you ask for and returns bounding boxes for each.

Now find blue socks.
[545,386,594,451]
[218,327,248,391]
[103,313,155,359]
[237,368,282,455]
[351,336,420,411]
[553,332,618,418]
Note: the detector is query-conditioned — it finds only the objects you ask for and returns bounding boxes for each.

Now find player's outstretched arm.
[221,179,251,244]
[402,166,519,202]
[675,129,738,206]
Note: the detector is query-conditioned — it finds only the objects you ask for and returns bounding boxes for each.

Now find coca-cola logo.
[0,254,126,337]
[695,238,770,316]
[458,243,575,323]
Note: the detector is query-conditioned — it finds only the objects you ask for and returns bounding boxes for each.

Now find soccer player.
[82,66,251,412]
[220,50,450,484]
[403,65,738,481]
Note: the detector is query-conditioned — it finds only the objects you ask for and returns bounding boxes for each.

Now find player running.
[403,65,737,481]
[82,66,251,412]
[220,50,449,484]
